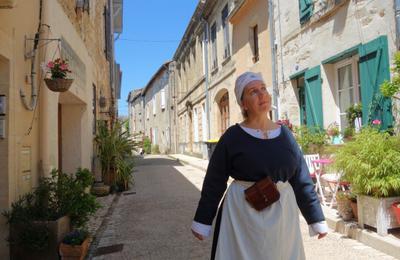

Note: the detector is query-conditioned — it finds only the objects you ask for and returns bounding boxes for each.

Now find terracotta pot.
[392,202,400,225]
[350,201,358,220]
[336,197,353,221]
[44,78,73,92]
[59,237,90,260]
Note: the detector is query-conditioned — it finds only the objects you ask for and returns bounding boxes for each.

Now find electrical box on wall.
[0,119,5,139]
[0,95,6,115]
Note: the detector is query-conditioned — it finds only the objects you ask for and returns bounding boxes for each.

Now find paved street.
[89,155,395,260]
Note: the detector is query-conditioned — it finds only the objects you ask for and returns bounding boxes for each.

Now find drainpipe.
[40,0,51,176]
[269,0,279,120]
[20,0,43,111]
[395,0,400,50]
[202,19,211,140]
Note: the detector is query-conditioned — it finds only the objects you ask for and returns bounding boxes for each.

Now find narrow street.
[89,156,395,260]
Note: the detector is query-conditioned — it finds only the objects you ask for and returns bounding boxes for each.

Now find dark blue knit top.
[194,124,325,226]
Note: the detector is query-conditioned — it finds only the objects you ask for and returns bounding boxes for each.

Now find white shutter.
[152,96,156,115]
[161,88,166,109]
[194,108,199,142]
[202,103,207,141]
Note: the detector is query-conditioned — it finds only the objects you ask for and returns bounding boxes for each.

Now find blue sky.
[115,0,198,116]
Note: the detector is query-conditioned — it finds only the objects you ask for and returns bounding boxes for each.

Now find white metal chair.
[303,154,326,204]
[321,171,349,208]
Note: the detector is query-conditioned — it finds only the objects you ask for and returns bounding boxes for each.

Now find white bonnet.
[234,71,264,105]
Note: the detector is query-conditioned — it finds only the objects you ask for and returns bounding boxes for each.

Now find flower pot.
[44,78,73,92]
[59,237,90,260]
[336,196,353,221]
[392,202,400,225]
[350,201,358,220]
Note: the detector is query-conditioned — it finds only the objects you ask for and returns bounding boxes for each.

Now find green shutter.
[358,35,393,129]
[304,66,323,129]
[299,0,313,24]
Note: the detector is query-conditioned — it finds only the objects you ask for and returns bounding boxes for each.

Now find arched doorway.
[218,91,230,134]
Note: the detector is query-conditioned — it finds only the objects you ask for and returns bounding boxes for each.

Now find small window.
[221,4,230,59]
[152,96,156,115]
[251,25,259,63]
[211,23,218,70]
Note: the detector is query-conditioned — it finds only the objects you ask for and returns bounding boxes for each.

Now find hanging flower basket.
[44,78,74,92]
[44,58,73,92]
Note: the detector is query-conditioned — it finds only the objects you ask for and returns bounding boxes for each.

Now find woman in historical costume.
[191,71,328,260]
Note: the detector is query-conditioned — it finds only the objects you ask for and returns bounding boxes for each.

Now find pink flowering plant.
[46,58,72,79]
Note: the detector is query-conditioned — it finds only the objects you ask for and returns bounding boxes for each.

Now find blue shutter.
[299,0,313,24]
[304,66,323,129]
[358,35,393,129]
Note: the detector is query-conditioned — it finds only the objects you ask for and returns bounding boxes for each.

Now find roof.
[142,61,172,95]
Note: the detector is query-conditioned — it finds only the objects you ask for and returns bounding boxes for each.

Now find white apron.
[215,180,305,260]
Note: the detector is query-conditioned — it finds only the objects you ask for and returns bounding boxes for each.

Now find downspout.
[395,0,400,50]
[20,0,43,111]
[202,19,211,140]
[269,0,279,120]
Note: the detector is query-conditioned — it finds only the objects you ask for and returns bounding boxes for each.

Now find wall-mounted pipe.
[20,0,43,111]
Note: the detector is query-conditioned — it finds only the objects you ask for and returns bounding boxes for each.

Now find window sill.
[222,55,231,66]
[211,66,219,76]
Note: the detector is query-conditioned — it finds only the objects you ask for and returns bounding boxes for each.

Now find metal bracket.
[24,35,61,59]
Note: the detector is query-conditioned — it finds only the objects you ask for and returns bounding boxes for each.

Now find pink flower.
[47,61,54,69]
[372,119,381,125]
[60,64,68,71]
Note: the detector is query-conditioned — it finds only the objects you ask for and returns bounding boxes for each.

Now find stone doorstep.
[322,205,400,259]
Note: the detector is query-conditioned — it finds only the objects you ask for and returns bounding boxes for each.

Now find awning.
[322,44,361,64]
[289,68,308,80]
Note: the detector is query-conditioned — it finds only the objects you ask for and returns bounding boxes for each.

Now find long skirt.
[213,180,305,260]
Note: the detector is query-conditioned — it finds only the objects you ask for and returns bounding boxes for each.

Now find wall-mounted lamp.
[0,95,6,115]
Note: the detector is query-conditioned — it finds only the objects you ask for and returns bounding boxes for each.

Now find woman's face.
[241,80,271,117]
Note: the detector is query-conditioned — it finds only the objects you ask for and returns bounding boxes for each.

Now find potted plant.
[333,127,400,235]
[326,122,341,144]
[59,229,90,260]
[336,191,354,221]
[44,58,73,92]
[2,168,99,259]
[393,202,400,225]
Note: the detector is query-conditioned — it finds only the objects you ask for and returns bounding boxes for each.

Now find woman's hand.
[318,232,327,239]
[191,229,205,241]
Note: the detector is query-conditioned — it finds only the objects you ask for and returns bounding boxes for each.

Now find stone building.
[127,88,144,136]
[142,61,174,154]
[172,0,273,158]
[274,0,399,131]
[0,0,122,257]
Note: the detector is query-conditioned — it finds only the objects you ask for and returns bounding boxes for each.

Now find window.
[211,22,218,70]
[202,32,207,75]
[146,105,149,120]
[219,92,230,134]
[92,84,96,134]
[202,103,207,141]
[103,6,112,61]
[193,108,199,142]
[152,96,156,115]
[221,4,230,59]
[251,25,259,63]
[161,87,166,110]
[335,59,360,130]
[299,0,313,24]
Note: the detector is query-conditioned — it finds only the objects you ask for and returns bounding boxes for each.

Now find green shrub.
[333,127,400,197]
[2,168,100,250]
[294,125,327,154]
[143,137,151,154]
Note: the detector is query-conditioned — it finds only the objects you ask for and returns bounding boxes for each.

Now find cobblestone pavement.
[88,155,395,260]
